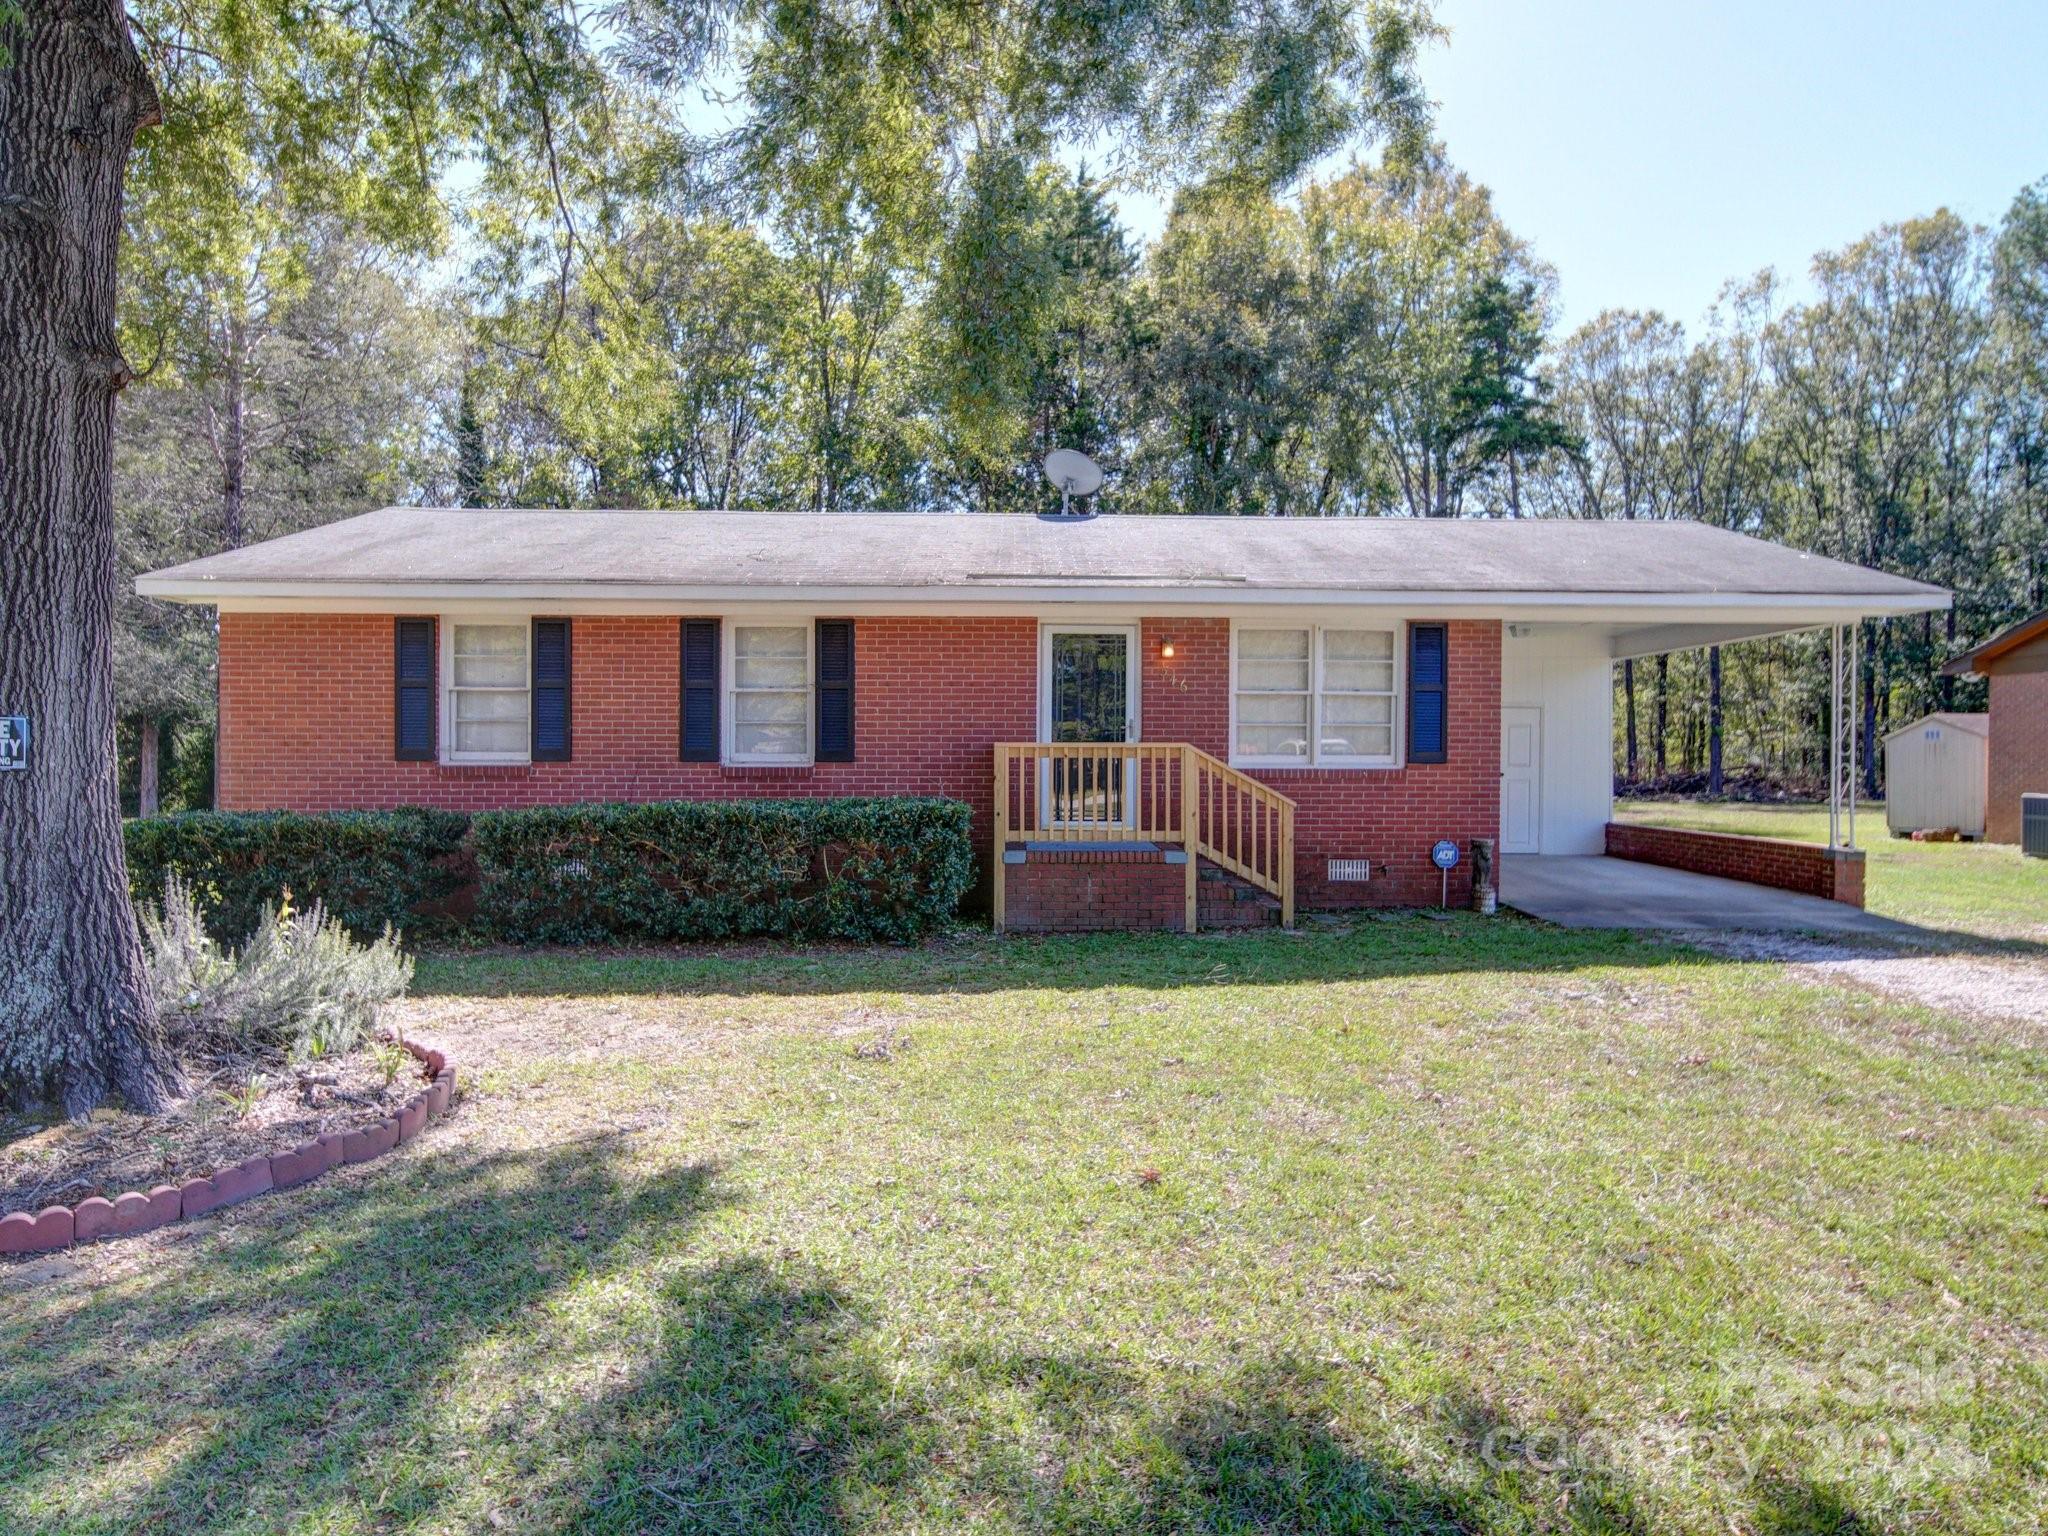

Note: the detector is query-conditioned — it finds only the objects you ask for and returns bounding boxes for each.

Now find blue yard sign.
[1430,838,1459,910]
[0,716,26,772]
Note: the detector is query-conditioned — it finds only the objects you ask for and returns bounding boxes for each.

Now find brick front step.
[1197,865,1283,928]
[1002,843,1284,932]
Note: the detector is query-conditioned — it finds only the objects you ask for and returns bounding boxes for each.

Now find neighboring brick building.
[1944,610,2048,845]
[142,506,1948,929]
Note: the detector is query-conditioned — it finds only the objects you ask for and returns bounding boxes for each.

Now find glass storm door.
[1043,627,1136,828]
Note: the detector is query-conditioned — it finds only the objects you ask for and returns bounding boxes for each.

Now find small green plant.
[368,1039,409,1088]
[223,1072,267,1120]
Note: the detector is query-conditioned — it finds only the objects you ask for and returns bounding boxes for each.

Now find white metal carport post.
[1828,622,1860,850]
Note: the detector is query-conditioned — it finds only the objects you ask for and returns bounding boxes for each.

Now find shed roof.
[1881,712,1989,741]
[138,508,1949,618]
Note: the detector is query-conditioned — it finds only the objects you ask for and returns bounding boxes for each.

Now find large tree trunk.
[0,0,180,1116]
[137,716,160,816]
[219,310,246,547]
[1707,645,1724,796]
[1653,654,1669,778]
[1622,659,1639,784]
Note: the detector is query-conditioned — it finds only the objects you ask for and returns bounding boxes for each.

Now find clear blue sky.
[1110,0,2048,333]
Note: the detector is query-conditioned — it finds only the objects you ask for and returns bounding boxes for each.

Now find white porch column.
[1827,622,1861,851]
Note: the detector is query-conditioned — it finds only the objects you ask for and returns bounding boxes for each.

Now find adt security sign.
[0,716,26,772]
[1430,838,1459,909]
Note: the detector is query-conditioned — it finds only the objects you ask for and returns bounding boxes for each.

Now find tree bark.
[1707,645,1724,796]
[0,0,180,1115]
[1622,659,1639,784]
[137,716,159,816]
[219,310,246,547]
[1653,654,1668,778]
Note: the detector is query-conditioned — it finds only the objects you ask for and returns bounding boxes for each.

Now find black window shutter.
[680,618,720,761]
[815,619,855,762]
[395,618,435,761]
[532,619,572,761]
[1408,623,1448,764]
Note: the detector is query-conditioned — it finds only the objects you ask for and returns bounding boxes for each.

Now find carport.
[1500,854,1916,938]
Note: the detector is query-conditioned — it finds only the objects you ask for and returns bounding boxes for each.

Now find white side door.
[1501,706,1542,854]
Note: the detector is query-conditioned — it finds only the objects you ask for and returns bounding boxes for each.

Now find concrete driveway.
[1500,854,1918,939]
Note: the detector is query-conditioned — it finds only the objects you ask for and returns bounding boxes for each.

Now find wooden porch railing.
[991,742,1295,932]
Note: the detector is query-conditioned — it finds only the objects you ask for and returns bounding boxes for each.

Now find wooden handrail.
[992,742,1295,931]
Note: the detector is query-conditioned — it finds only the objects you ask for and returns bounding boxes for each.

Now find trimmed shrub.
[472,797,974,944]
[125,807,472,943]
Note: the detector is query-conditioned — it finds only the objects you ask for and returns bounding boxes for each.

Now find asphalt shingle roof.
[137,507,1947,607]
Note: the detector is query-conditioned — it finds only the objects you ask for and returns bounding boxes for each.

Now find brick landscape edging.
[0,1037,457,1258]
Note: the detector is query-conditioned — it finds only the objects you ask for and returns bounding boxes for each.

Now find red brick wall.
[1003,850,1186,933]
[220,611,1503,911]
[1143,617,1502,907]
[1986,670,2048,845]
[218,612,1037,830]
[1604,823,1866,906]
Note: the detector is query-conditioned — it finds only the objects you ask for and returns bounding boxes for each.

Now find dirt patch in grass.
[0,1050,420,1214]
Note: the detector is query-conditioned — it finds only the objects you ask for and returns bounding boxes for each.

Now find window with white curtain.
[1233,625,1400,766]
[447,622,529,761]
[730,623,812,762]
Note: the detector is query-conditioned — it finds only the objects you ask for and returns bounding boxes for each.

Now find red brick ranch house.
[138,509,1947,931]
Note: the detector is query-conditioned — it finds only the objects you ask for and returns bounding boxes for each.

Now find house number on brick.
[0,716,27,772]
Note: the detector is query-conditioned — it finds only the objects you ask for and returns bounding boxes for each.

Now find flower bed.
[0,1038,455,1257]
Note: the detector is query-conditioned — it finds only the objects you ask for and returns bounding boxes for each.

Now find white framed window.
[728,621,813,764]
[1231,623,1401,768]
[444,620,530,763]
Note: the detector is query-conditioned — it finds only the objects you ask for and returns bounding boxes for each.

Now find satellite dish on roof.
[1042,449,1104,516]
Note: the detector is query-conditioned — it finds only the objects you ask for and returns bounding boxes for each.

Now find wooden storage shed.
[1883,712,1989,839]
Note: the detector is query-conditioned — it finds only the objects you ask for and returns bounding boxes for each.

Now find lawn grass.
[5,920,2044,1533]
[1615,798,2048,942]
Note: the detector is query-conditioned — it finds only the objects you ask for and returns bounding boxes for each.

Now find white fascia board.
[138,578,1950,625]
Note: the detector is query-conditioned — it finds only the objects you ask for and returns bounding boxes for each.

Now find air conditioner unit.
[2024,794,2048,859]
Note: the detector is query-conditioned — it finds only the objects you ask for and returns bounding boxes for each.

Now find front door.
[1041,626,1137,828]
[1501,706,1542,854]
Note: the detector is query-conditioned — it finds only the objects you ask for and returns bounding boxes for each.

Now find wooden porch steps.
[992,741,1295,933]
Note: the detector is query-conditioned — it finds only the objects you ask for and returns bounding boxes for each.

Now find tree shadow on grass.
[0,1130,737,1534]
[1,1144,1910,1536]
[516,1337,1902,1536]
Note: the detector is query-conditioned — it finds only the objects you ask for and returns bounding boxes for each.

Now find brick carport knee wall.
[1604,823,1867,907]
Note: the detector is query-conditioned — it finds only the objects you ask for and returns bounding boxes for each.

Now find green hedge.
[471,797,974,944]
[125,808,473,943]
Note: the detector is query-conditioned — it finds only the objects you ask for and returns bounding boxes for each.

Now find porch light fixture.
[1160,640,1176,659]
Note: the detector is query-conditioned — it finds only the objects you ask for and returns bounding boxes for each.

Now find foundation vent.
[1327,858,1373,884]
